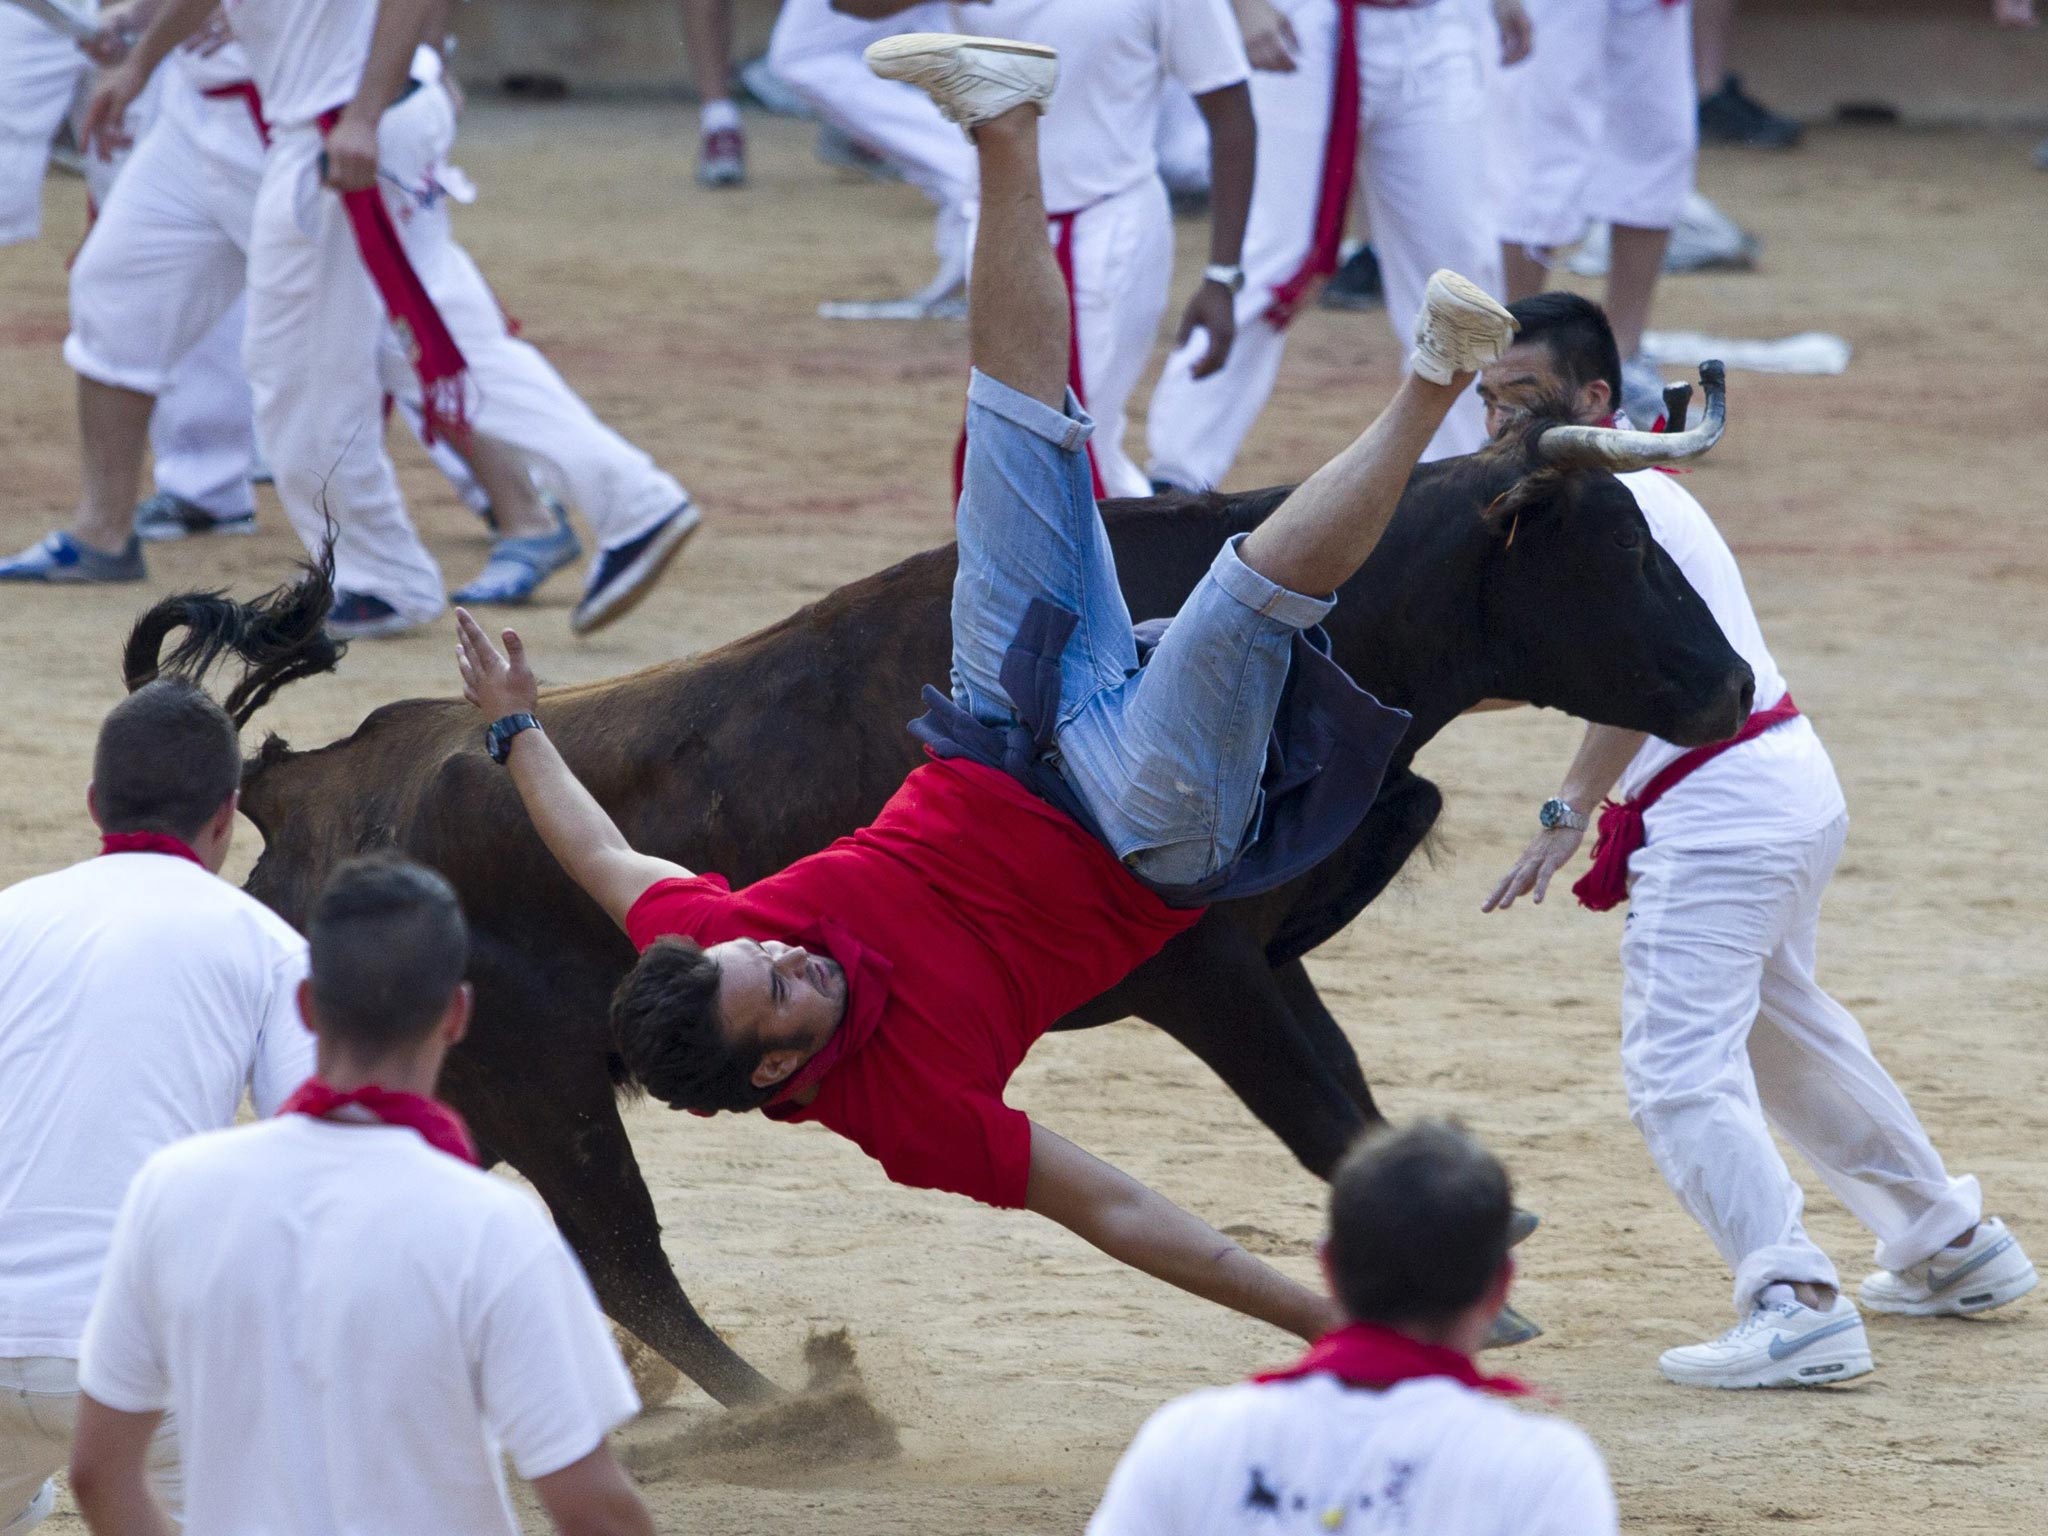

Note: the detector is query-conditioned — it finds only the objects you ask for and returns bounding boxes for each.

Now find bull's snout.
[1671,665,1755,747]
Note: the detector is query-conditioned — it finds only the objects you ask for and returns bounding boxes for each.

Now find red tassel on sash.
[1263,2,1362,327]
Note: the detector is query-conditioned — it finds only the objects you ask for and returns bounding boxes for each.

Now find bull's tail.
[121,550,345,728]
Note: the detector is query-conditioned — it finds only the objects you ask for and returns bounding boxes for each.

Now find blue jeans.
[951,369,1334,887]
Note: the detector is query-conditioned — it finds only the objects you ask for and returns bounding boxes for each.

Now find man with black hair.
[0,679,315,1535]
[1479,292,2034,1389]
[454,32,1519,1348]
[67,855,651,1536]
[1087,1121,1616,1536]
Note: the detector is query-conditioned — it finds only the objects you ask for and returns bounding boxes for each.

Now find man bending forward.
[455,33,1516,1344]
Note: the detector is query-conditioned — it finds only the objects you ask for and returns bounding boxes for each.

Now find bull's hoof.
[1508,1207,1541,1247]
[1482,1304,1543,1350]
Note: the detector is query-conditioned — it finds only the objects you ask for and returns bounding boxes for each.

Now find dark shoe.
[326,591,428,639]
[1321,243,1385,311]
[450,499,581,605]
[697,125,746,188]
[572,501,701,635]
[1699,73,1803,149]
[0,529,145,582]
[135,491,257,542]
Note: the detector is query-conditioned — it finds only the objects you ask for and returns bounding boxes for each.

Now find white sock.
[700,98,740,134]
[1757,1282,1797,1310]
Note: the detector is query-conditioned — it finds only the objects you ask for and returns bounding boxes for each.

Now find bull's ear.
[1481,470,1563,546]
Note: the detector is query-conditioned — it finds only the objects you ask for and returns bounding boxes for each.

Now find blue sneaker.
[135,491,257,542]
[326,591,428,640]
[571,501,700,634]
[0,529,145,582]
[451,499,581,606]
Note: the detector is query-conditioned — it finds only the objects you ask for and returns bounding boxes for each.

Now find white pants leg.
[1587,0,1697,232]
[1493,0,1609,251]
[0,14,87,247]
[1145,0,1332,492]
[0,1357,181,1532]
[149,296,258,518]
[1070,176,1174,500]
[245,123,443,620]
[379,86,686,549]
[1748,817,1981,1276]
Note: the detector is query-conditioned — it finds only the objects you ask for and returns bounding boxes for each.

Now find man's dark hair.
[611,938,773,1113]
[1326,1119,1514,1330]
[92,679,242,840]
[307,855,470,1054]
[1505,291,1624,415]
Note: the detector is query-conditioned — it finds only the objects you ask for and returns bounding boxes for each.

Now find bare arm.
[531,1444,656,1536]
[69,1397,173,1536]
[1482,722,1647,911]
[77,0,216,152]
[322,0,436,191]
[1173,82,1255,379]
[1025,1123,1341,1342]
[454,609,693,930]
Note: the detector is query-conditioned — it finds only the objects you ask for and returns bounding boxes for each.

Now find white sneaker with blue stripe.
[1862,1217,2037,1317]
[1659,1293,1872,1389]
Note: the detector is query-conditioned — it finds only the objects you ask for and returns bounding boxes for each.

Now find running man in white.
[1146,0,1530,491]
[67,856,652,1536]
[1089,1122,1617,1536]
[836,0,1258,499]
[1490,0,1698,424]
[0,679,316,1534]
[1479,293,2035,1389]
[79,0,702,638]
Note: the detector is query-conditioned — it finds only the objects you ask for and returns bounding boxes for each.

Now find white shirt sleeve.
[1161,0,1251,98]
[474,1217,641,1481]
[1086,1395,1217,1536]
[76,1160,173,1415]
[247,942,316,1117]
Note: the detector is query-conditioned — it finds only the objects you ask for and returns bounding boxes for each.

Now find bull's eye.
[1614,526,1642,551]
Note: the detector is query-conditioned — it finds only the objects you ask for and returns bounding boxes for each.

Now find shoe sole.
[1660,1343,1874,1390]
[1861,1263,2039,1318]
[327,610,434,640]
[864,34,1059,75]
[571,504,701,635]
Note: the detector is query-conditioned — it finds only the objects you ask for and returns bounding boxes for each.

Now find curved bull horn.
[1536,360,1726,471]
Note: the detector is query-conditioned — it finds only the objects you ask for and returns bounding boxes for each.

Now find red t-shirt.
[624,759,1203,1208]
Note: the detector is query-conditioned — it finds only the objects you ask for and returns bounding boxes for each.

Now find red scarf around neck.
[99,831,208,869]
[279,1077,480,1166]
[1255,1320,1532,1397]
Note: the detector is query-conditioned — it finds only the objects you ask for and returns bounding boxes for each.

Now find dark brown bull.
[123,397,1749,1407]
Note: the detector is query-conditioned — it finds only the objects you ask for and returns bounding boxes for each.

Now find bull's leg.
[1269,957,1381,1123]
[443,1049,779,1407]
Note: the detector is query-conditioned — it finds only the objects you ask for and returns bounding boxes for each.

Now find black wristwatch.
[485,712,541,765]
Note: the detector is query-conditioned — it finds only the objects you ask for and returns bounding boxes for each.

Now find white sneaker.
[1658,1294,1873,1389]
[1861,1217,2039,1317]
[3,1478,55,1535]
[864,33,1058,131]
[1408,269,1517,385]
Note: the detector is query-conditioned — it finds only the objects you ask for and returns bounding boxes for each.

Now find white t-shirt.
[221,0,373,127]
[1088,1374,1617,1536]
[1616,470,1847,850]
[79,1116,640,1536]
[0,851,315,1358]
[954,0,1249,212]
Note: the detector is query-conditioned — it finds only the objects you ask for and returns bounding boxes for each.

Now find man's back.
[1089,1374,1616,1536]
[0,852,311,1357]
[78,1116,638,1536]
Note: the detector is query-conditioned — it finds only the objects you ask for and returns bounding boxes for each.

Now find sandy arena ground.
[4,106,2046,1533]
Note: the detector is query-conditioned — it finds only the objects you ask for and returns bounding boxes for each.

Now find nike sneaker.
[1659,1294,1873,1389]
[1861,1217,2038,1317]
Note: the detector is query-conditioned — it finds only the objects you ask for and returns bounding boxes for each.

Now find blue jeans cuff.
[1210,534,1336,629]
[966,367,1095,454]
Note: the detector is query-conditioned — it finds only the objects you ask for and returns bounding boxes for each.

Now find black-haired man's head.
[89,680,242,865]
[612,934,846,1114]
[1478,293,1625,440]
[301,855,472,1070]
[1323,1119,1516,1347]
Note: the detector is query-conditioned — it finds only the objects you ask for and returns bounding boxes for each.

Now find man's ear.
[209,792,239,843]
[86,782,103,832]
[443,981,473,1048]
[1582,375,1614,423]
[1315,1238,1338,1303]
[295,977,324,1041]
[1483,1254,1516,1317]
[750,1048,806,1090]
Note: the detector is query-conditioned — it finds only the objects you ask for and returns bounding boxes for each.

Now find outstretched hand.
[1482,825,1584,912]
[455,607,539,720]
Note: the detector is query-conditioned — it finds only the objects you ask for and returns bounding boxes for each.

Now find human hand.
[1481,824,1585,912]
[1177,279,1238,379]
[79,60,147,155]
[321,110,380,192]
[1493,0,1533,65]
[81,0,148,65]
[455,608,540,718]
[1233,0,1299,72]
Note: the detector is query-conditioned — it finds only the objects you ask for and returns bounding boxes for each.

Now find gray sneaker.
[135,491,257,541]
[450,499,582,606]
[0,530,145,583]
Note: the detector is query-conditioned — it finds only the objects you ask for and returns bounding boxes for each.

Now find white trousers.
[246,84,686,616]
[1620,815,1982,1315]
[767,0,975,285]
[1057,177,1175,501]
[0,1357,182,1533]
[1492,0,1698,249]
[1146,2,1497,491]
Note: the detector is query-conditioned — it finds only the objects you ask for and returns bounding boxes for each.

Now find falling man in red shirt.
[453,31,1518,1346]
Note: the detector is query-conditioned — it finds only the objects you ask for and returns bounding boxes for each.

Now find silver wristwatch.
[1202,263,1246,294]
[1538,797,1587,832]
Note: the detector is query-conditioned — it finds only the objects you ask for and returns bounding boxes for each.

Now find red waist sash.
[1571,694,1801,911]
[200,80,270,145]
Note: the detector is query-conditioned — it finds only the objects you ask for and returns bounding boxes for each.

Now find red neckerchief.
[757,917,894,1119]
[99,832,208,869]
[1254,1320,1532,1397]
[1572,694,1802,912]
[279,1077,480,1165]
